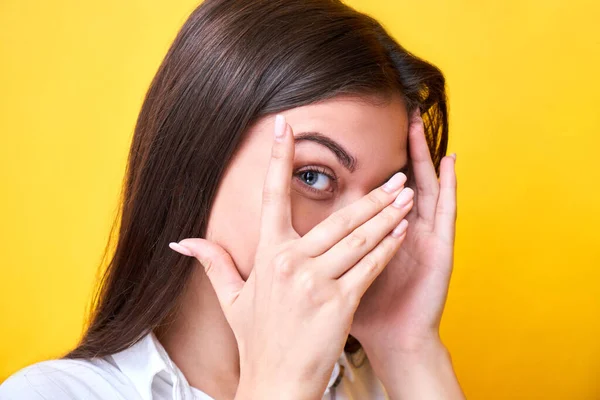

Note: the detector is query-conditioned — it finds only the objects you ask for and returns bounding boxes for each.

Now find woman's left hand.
[349,108,463,398]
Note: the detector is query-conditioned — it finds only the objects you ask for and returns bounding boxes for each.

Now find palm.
[350,110,457,350]
[351,206,453,344]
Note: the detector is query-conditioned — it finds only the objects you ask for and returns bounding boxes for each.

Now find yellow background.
[1,0,598,398]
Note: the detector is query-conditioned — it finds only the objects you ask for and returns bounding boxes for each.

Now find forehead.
[282,93,409,168]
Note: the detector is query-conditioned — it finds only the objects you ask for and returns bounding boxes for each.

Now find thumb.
[169,238,244,313]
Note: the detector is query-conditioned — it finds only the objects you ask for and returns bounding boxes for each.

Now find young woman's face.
[206,93,409,280]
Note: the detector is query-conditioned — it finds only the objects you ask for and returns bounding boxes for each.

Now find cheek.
[206,164,265,281]
[290,189,368,241]
[290,194,335,237]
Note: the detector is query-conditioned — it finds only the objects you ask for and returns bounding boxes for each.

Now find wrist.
[363,337,465,400]
[362,334,447,380]
[360,330,443,364]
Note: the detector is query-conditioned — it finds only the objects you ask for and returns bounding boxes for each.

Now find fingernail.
[391,219,408,237]
[274,114,286,142]
[393,187,414,208]
[450,153,457,161]
[169,242,193,257]
[382,172,406,193]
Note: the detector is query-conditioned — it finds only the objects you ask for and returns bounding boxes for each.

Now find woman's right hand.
[169,114,414,400]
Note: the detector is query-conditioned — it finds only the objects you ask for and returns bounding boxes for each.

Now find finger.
[170,238,244,314]
[258,114,296,246]
[317,188,414,278]
[298,172,407,257]
[408,108,439,225]
[338,221,409,300]
[434,154,457,245]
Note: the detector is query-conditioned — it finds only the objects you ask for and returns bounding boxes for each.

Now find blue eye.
[294,166,336,194]
[300,170,330,189]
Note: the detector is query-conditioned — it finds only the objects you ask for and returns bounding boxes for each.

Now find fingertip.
[396,230,408,241]
[284,122,295,147]
[440,154,456,170]
[270,115,294,160]
[391,218,409,238]
[409,110,424,128]
[274,114,286,142]
[407,114,426,149]
[169,241,194,257]
[382,172,407,193]
[439,155,457,188]
[410,106,422,120]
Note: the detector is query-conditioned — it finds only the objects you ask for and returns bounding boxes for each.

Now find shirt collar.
[111,332,197,400]
[323,350,356,394]
[338,350,356,382]
[111,332,354,399]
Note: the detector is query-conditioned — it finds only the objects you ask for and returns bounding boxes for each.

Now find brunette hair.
[65,0,448,359]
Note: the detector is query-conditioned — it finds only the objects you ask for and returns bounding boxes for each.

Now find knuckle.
[382,238,401,258]
[261,187,280,205]
[366,191,386,209]
[200,249,228,277]
[328,211,353,231]
[301,273,318,294]
[272,250,295,279]
[271,143,286,160]
[346,232,367,249]
[201,258,215,276]
[337,284,360,312]
[378,209,397,225]
[345,290,361,311]
[361,255,380,276]
[437,205,455,219]
[298,271,325,306]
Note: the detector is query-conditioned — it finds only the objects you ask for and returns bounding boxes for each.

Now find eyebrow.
[294,131,409,186]
[295,131,358,172]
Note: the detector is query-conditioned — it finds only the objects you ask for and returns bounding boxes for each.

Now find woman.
[0,0,464,399]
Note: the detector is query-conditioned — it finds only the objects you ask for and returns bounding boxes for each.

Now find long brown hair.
[65,0,448,359]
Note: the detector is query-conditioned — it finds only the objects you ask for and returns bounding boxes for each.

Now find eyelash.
[293,165,337,195]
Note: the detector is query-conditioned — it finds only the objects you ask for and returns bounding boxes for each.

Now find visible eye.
[293,165,336,195]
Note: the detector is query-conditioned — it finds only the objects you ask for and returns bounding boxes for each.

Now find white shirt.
[0,333,389,399]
